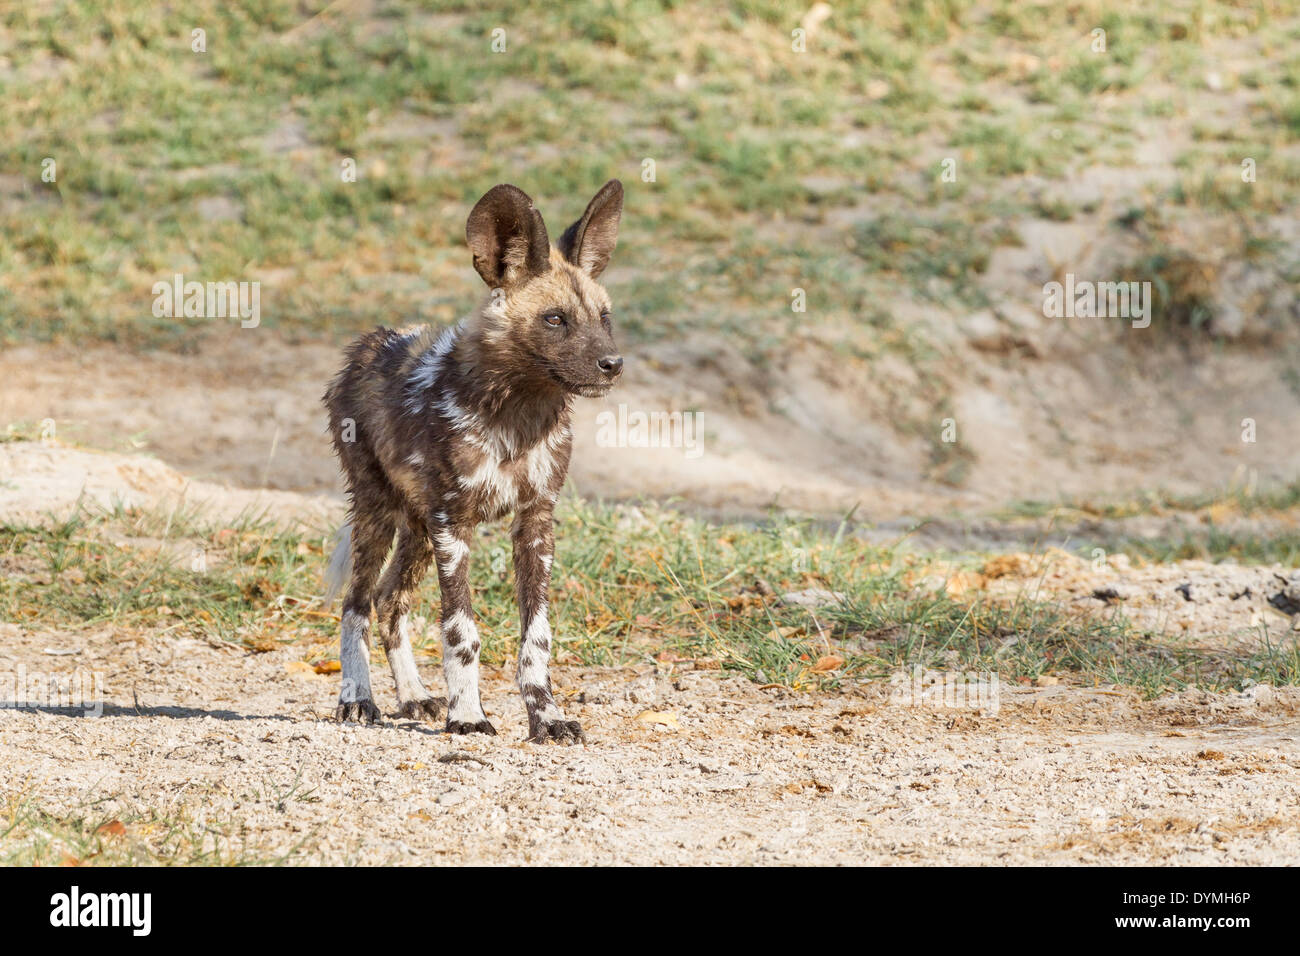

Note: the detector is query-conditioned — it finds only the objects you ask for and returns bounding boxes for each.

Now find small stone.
[780,588,845,609]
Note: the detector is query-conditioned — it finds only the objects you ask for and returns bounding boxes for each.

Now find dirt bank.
[4,326,1298,521]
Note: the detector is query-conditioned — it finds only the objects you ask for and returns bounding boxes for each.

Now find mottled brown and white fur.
[323,181,624,743]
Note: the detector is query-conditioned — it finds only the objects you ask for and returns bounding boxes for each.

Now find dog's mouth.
[568,381,616,398]
[540,360,620,399]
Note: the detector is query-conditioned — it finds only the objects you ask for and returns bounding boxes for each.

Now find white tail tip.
[324,521,352,604]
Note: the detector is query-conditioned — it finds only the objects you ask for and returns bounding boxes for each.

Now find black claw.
[528,719,585,744]
[335,699,382,724]
[396,696,446,722]
[445,718,497,736]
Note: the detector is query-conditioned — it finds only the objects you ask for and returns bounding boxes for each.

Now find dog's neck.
[447,317,569,454]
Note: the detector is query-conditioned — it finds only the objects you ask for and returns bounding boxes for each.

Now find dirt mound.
[971,549,1300,649]
[0,441,339,529]
[4,328,1299,521]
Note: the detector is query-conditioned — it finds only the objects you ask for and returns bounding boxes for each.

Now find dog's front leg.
[511,505,583,743]
[433,521,495,735]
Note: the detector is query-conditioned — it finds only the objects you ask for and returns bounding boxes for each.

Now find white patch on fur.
[458,455,518,511]
[434,529,469,575]
[406,451,423,466]
[462,423,518,459]
[545,422,571,451]
[523,441,556,490]
[339,609,373,704]
[435,388,473,431]
[524,605,550,648]
[442,610,487,723]
[516,606,560,723]
[405,322,461,412]
[386,615,429,705]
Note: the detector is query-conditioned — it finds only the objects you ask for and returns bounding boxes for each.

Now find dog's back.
[325,326,424,461]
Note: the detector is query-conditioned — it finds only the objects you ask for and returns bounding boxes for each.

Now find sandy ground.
[2,618,1298,865]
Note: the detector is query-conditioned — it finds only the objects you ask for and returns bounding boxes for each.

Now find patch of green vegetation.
[1111,527,1300,566]
[848,208,1003,307]
[950,118,1067,178]
[0,790,321,865]
[1107,200,1288,338]
[1032,195,1075,221]
[4,0,1296,356]
[5,496,1296,700]
[1004,479,1300,521]
[0,503,325,648]
[825,576,1300,697]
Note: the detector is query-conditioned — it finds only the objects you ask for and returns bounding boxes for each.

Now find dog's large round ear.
[466,184,551,288]
[557,179,623,279]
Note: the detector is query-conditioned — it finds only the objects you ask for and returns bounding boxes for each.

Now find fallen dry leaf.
[95,820,126,838]
[312,659,341,674]
[655,651,692,664]
[635,710,679,729]
[810,654,844,673]
[765,625,804,641]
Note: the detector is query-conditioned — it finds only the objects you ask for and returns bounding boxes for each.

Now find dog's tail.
[324,521,352,604]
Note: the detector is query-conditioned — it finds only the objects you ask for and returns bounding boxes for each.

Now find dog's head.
[465,180,624,398]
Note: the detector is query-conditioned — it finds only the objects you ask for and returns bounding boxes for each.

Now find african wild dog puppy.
[323,180,624,743]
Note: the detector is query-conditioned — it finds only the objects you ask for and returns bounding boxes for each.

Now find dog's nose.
[597,354,623,377]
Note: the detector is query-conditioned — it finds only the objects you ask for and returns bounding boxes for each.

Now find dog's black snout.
[597,354,623,377]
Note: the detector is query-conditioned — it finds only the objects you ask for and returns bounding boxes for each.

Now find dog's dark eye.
[600,310,612,329]
[542,311,565,327]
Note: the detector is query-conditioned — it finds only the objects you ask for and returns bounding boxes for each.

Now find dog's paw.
[395,695,446,722]
[528,718,585,745]
[336,698,382,724]
[445,718,497,736]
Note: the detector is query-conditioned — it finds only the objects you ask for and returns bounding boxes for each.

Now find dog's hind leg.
[336,490,396,724]
[376,516,444,722]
